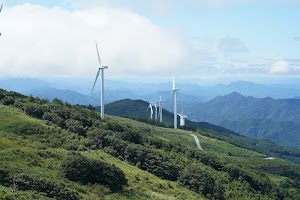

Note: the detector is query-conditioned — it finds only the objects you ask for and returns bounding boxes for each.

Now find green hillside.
[106,99,300,165]
[1,89,300,199]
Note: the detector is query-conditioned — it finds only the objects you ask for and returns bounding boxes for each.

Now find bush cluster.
[60,152,127,192]
[0,167,79,200]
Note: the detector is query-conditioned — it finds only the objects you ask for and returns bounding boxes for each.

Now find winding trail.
[190,134,203,151]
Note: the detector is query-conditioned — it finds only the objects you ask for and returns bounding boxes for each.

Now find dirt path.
[190,134,203,151]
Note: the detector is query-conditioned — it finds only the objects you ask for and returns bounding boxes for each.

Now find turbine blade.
[172,76,175,90]
[146,103,151,112]
[95,41,101,67]
[91,68,100,94]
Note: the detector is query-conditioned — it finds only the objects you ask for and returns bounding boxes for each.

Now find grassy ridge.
[0,105,200,199]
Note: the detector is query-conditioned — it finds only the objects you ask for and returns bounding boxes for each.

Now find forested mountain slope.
[185,92,300,148]
[1,89,300,199]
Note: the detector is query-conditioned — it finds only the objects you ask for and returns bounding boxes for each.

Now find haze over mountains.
[1,77,300,105]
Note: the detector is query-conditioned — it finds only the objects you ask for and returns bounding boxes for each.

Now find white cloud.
[267,60,294,74]
[0,3,188,77]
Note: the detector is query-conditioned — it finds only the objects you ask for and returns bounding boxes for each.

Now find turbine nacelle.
[178,104,187,126]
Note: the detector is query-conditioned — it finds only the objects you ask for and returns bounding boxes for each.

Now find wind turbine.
[146,101,153,119]
[158,96,163,123]
[172,71,179,129]
[91,41,108,120]
[178,104,187,126]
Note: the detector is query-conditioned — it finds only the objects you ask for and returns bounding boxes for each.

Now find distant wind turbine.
[178,104,187,126]
[146,100,153,119]
[91,41,108,120]
[158,96,163,123]
[172,71,179,129]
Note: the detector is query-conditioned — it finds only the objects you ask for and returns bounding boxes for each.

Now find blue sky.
[0,0,300,82]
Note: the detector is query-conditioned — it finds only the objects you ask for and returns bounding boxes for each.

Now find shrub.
[10,173,80,200]
[0,167,79,200]
[120,130,143,144]
[1,96,14,105]
[178,166,217,197]
[23,103,44,118]
[65,119,86,136]
[60,152,127,191]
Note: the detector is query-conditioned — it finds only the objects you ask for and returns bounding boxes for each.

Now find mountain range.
[1,78,300,106]
[186,92,300,148]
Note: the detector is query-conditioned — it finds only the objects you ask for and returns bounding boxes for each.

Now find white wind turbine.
[172,71,179,129]
[178,104,187,126]
[158,96,163,123]
[146,100,154,119]
[91,41,108,120]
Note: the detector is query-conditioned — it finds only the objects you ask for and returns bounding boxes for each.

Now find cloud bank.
[0,3,187,77]
[0,2,298,78]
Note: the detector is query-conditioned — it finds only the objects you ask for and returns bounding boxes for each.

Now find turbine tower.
[158,96,163,123]
[172,72,179,129]
[154,102,158,120]
[91,41,108,120]
[178,104,187,126]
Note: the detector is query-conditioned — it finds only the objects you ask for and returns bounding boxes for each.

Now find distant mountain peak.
[213,92,245,101]
[227,91,244,97]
